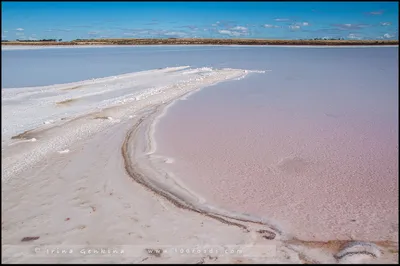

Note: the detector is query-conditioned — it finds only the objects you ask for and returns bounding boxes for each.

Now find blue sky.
[1,2,398,41]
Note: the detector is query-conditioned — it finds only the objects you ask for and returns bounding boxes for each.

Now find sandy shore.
[2,67,398,263]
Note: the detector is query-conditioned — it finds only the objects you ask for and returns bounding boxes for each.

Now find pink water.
[154,47,398,241]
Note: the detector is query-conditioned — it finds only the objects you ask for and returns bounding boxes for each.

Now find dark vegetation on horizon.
[1,38,398,46]
[2,39,63,42]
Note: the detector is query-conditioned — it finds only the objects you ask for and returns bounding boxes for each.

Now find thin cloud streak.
[46,28,72,32]
[275,18,290,22]
[263,24,280,28]
[331,23,370,30]
[366,10,384,15]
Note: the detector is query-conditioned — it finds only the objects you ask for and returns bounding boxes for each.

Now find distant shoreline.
[2,38,398,46]
[3,45,398,52]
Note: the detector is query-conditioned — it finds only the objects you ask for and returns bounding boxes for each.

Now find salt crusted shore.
[1,67,398,263]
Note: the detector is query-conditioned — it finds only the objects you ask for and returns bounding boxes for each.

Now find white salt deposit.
[2,66,248,181]
[2,66,244,143]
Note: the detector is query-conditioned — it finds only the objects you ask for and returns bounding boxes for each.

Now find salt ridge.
[2,66,250,181]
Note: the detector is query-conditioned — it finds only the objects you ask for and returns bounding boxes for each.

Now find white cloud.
[218,29,233,35]
[15,32,24,36]
[231,26,247,31]
[263,24,280,28]
[383,33,394,38]
[348,33,362,40]
[368,10,384,15]
[287,22,308,30]
[3,30,8,33]
[28,37,37,41]
[2,35,7,38]
[218,25,249,37]
[275,18,290,22]
[218,29,242,37]
[380,22,391,26]
[212,24,217,27]
[123,33,136,36]
[16,28,24,31]
[289,25,301,30]
[46,28,72,32]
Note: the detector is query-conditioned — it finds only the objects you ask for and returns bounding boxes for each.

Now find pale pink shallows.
[154,49,398,241]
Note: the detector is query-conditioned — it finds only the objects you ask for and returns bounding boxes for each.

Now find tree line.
[2,39,63,42]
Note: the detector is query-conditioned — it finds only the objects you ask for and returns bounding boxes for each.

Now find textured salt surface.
[154,47,399,241]
[1,66,248,181]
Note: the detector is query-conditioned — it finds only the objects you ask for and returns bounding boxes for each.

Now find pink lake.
[153,47,398,241]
